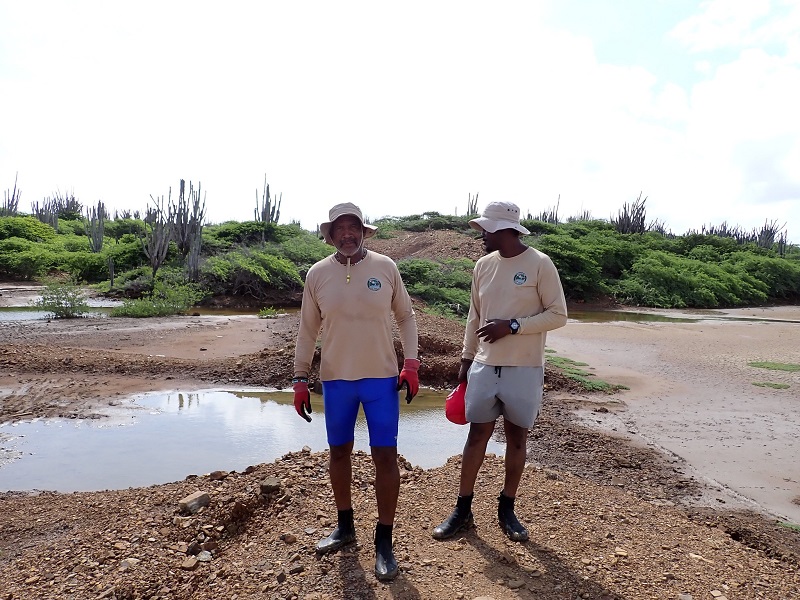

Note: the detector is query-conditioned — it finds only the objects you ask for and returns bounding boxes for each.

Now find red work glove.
[292,378,312,422]
[397,358,420,403]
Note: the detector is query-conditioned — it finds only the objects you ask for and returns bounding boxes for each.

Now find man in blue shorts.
[292,202,419,581]
[432,201,567,542]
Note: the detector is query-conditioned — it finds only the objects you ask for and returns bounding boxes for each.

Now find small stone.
[180,557,199,570]
[288,563,305,574]
[282,533,297,544]
[260,477,281,494]
[178,491,210,515]
[196,551,213,562]
[119,557,140,570]
[614,547,628,557]
[209,470,229,481]
[710,593,723,598]
[507,579,525,590]
[678,595,693,600]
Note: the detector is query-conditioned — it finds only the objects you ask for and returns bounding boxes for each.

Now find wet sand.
[548,305,800,523]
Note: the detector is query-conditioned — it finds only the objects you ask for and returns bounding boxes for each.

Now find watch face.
[510,320,519,332]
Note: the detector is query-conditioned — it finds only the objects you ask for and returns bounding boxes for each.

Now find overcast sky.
[1,1,798,241]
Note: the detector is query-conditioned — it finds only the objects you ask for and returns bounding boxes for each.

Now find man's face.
[480,228,499,253]
[331,215,364,256]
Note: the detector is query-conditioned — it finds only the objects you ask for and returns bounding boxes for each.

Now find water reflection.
[0,389,502,493]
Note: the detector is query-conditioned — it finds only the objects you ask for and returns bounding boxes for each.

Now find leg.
[359,376,401,580]
[372,446,400,581]
[432,421,496,540]
[458,421,496,496]
[315,442,358,555]
[329,441,354,511]
[317,380,361,555]
[501,419,528,497]
[371,446,399,525]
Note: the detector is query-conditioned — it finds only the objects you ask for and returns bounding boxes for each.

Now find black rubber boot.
[432,493,474,540]
[498,491,528,542]
[315,508,356,555]
[374,523,398,581]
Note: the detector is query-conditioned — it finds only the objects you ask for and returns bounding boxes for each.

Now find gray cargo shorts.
[465,361,544,428]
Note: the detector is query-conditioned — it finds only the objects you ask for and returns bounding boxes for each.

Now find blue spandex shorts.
[322,377,399,447]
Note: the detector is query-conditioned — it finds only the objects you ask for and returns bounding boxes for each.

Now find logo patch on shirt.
[367,278,382,291]
[513,272,527,285]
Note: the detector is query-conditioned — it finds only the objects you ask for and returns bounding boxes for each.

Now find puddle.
[0,389,500,493]
[568,310,697,323]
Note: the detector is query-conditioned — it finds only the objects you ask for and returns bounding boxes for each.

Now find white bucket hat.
[319,202,378,245]
[469,201,530,235]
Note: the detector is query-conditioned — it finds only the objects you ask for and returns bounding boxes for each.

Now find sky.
[1,0,799,241]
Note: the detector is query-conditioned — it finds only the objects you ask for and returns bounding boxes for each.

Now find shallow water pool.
[0,389,503,492]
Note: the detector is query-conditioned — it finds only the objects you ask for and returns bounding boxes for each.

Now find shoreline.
[548,305,800,524]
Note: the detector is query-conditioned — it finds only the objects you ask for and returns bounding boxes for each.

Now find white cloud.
[0,0,798,240]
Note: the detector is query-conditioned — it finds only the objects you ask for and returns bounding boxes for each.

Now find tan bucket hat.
[469,201,530,235]
[319,202,378,245]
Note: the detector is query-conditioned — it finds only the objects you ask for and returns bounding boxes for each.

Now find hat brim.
[320,221,378,245]
[469,217,530,236]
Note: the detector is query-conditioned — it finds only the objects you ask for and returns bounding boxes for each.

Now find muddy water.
[0,388,500,493]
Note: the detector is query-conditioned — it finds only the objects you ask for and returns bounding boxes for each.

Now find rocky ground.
[1,310,799,600]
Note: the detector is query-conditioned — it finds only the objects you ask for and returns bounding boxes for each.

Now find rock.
[209,470,229,481]
[119,557,140,570]
[260,477,282,494]
[178,491,210,515]
[196,551,213,562]
[507,579,525,589]
[677,595,693,600]
[180,557,199,570]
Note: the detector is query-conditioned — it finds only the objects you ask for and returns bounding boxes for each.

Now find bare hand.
[458,359,473,382]
[475,319,511,344]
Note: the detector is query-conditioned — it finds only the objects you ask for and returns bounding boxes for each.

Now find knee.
[371,447,398,471]
[329,445,352,462]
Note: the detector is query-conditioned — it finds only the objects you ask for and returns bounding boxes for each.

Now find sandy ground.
[548,305,800,524]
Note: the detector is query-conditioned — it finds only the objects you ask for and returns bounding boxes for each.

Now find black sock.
[375,522,393,544]
[338,508,354,531]
[498,490,515,511]
[456,493,474,514]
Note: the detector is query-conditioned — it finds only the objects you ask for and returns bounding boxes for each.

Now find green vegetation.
[33,279,90,319]
[546,354,626,392]
[779,521,800,532]
[110,279,203,317]
[1,197,798,319]
[258,306,281,319]
[752,382,790,390]
[748,362,800,372]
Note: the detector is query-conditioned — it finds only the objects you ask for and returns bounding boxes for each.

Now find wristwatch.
[509,319,520,334]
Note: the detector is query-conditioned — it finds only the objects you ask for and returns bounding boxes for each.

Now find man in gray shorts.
[432,201,567,542]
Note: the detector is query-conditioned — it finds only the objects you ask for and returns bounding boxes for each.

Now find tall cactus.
[84,200,106,253]
[255,175,281,241]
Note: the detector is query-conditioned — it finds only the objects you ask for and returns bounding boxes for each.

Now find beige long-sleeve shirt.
[463,247,567,367]
[293,251,418,381]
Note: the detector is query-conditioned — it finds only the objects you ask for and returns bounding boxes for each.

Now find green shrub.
[531,233,607,300]
[34,280,90,318]
[0,216,56,242]
[268,233,330,272]
[201,248,302,298]
[111,280,203,317]
[0,241,57,279]
[58,251,109,283]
